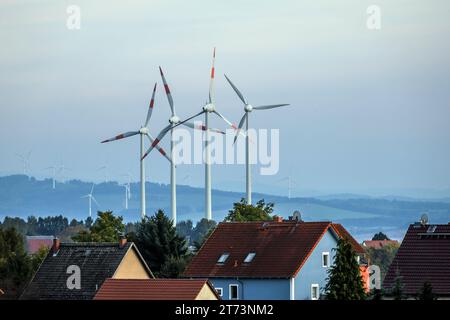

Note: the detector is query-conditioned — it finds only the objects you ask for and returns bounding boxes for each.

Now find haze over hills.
[1,175,449,241]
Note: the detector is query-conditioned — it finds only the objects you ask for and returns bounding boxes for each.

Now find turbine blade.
[143,133,173,163]
[253,104,290,110]
[224,74,247,105]
[91,196,100,207]
[145,83,157,127]
[159,67,175,116]
[141,124,172,160]
[233,113,248,144]
[101,131,139,143]
[182,122,225,134]
[213,110,245,138]
[208,48,216,104]
[171,110,205,130]
[90,183,95,194]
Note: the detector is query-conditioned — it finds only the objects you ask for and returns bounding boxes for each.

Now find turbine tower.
[44,165,57,189]
[144,48,238,221]
[81,183,99,218]
[101,83,172,219]
[143,66,224,226]
[16,152,31,179]
[225,74,289,204]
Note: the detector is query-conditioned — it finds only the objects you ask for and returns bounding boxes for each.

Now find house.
[383,222,450,299]
[362,240,399,249]
[94,278,220,300]
[20,237,153,300]
[26,235,54,254]
[183,217,366,300]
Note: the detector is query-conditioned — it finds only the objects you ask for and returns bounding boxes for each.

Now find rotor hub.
[245,104,253,112]
[169,115,180,124]
[139,127,149,134]
[203,103,215,112]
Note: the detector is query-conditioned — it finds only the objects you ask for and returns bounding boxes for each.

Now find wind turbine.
[101,83,172,219]
[44,165,58,189]
[121,183,129,210]
[122,173,132,200]
[277,176,297,199]
[143,48,238,221]
[16,151,31,179]
[81,183,99,218]
[142,66,224,226]
[57,161,72,183]
[97,165,109,183]
[224,74,289,205]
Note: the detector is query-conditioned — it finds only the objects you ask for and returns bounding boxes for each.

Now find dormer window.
[217,253,230,264]
[244,252,256,263]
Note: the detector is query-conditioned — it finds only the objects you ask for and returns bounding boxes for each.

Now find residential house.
[20,237,153,300]
[362,240,399,249]
[183,217,366,300]
[94,278,220,300]
[383,222,450,299]
[26,235,54,254]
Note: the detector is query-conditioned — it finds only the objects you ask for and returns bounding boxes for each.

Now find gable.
[195,283,220,300]
[113,246,153,279]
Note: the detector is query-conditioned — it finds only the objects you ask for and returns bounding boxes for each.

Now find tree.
[225,198,274,222]
[364,242,399,281]
[324,238,366,300]
[130,210,188,277]
[72,211,124,242]
[372,232,390,241]
[417,281,436,300]
[176,220,194,240]
[390,269,404,300]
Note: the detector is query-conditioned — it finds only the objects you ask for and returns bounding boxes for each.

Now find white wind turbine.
[142,66,224,226]
[44,165,58,189]
[81,183,99,218]
[16,151,31,179]
[224,74,289,205]
[277,176,297,199]
[121,183,129,210]
[144,48,239,221]
[101,83,172,219]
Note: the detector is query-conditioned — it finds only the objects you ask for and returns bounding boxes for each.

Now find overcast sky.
[1,0,449,197]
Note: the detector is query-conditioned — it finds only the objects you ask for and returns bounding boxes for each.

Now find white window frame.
[217,253,230,264]
[311,284,319,300]
[322,252,330,268]
[215,287,223,297]
[229,284,239,300]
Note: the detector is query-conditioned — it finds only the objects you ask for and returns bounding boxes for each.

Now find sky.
[1,0,450,198]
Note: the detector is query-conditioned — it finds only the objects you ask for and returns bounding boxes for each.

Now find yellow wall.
[195,284,219,300]
[113,248,152,279]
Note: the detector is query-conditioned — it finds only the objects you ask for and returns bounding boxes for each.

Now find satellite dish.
[293,210,302,221]
[420,213,429,226]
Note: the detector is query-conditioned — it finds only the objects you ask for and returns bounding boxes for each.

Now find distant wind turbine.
[101,83,172,219]
[16,151,32,179]
[81,183,99,218]
[225,74,289,205]
[44,165,58,189]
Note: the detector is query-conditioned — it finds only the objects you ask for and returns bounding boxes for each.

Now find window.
[215,288,223,297]
[229,284,239,300]
[311,284,319,300]
[356,255,361,264]
[244,252,256,263]
[322,252,330,267]
[217,253,229,264]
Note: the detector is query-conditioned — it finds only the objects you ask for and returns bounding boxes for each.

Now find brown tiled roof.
[94,279,219,300]
[362,240,399,249]
[184,221,360,278]
[383,223,450,296]
[331,223,365,254]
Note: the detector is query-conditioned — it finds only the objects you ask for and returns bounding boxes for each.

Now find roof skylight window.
[244,252,256,263]
[217,253,230,264]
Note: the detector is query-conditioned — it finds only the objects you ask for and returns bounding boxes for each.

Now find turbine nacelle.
[169,115,180,124]
[244,104,253,112]
[203,103,216,112]
[139,127,149,134]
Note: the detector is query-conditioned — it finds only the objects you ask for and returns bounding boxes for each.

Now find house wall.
[195,284,219,300]
[209,278,290,300]
[293,229,337,300]
[113,248,152,279]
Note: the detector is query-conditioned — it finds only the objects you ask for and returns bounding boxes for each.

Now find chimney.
[234,260,238,267]
[52,237,60,253]
[119,233,127,248]
[273,215,283,223]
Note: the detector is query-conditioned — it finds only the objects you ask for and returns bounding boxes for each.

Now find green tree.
[72,211,124,242]
[391,269,405,300]
[324,238,366,300]
[372,232,390,241]
[365,243,399,281]
[417,281,436,300]
[131,210,188,277]
[225,198,274,222]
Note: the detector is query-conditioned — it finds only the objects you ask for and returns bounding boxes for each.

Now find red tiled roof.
[94,279,218,300]
[26,236,53,254]
[331,223,365,254]
[383,223,450,296]
[184,221,361,278]
[362,240,399,249]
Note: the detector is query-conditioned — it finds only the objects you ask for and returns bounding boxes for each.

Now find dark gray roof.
[20,242,151,300]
